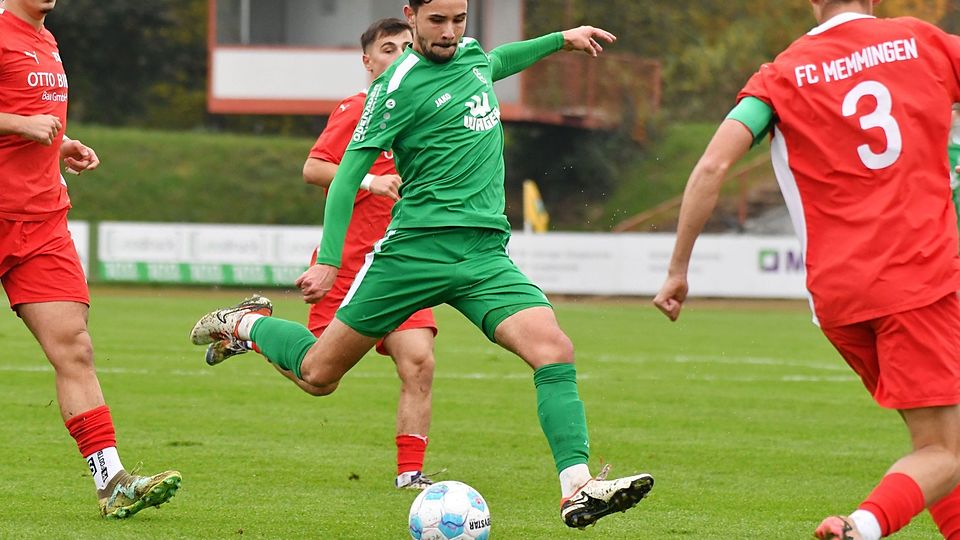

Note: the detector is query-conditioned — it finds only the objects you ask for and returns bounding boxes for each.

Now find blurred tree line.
[46,0,960,131]
[43,0,960,228]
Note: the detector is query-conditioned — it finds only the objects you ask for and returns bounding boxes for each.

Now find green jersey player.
[951,104,960,233]
[191,0,653,529]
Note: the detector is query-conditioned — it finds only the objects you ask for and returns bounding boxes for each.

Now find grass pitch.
[0,288,940,538]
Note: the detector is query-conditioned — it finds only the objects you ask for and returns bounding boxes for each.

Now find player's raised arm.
[560,25,617,57]
[487,26,615,82]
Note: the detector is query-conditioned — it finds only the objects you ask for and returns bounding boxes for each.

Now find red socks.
[64,405,117,457]
[396,434,428,474]
[859,473,925,536]
[932,484,960,540]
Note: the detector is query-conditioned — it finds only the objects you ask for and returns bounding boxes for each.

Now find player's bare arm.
[0,112,61,145]
[60,137,100,175]
[560,26,617,57]
[303,157,339,187]
[304,157,402,201]
[653,119,753,322]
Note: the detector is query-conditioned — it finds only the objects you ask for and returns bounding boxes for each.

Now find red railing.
[510,53,662,142]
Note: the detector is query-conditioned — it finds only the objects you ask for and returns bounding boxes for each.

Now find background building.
[207,0,660,140]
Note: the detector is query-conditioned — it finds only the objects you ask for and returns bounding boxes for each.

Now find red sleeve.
[308,94,363,165]
[737,64,775,109]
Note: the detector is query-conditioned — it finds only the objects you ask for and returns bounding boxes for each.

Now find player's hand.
[295,264,338,304]
[560,26,616,57]
[60,139,100,175]
[17,114,62,145]
[369,174,402,201]
[653,274,689,322]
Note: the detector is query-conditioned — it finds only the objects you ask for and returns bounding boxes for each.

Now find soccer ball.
[408,480,491,540]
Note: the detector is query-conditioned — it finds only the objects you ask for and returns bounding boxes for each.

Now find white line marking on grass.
[673,354,848,371]
[0,365,210,376]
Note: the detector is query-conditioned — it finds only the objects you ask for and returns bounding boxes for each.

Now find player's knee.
[302,381,339,397]
[541,332,575,364]
[48,330,94,371]
[397,352,435,392]
[299,364,341,392]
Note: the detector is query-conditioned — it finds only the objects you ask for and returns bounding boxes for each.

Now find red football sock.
[64,405,117,457]
[931,484,960,540]
[858,473,925,536]
[396,434,428,475]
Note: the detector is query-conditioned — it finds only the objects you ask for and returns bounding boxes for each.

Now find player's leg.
[19,302,182,518]
[449,228,652,528]
[5,214,180,519]
[190,240,430,395]
[816,294,960,539]
[381,320,437,489]
[494,307,654,528]
[191,292,379,393]
[929,482,960,539]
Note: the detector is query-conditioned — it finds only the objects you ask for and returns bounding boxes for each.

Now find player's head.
[361,18,413,80]
[404,0,468,64]
[809,0,881,23]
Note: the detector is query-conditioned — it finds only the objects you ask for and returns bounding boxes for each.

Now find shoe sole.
[564,474,654,529]
[103,472,182,520]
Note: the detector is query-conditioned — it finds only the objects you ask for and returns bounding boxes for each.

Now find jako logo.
[758,248,804,273]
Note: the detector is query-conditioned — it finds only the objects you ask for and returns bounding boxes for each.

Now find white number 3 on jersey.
[841,80,902,170]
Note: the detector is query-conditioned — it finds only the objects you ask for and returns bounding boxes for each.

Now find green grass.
[0,288,939,538]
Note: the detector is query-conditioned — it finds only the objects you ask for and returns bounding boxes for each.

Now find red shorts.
[307,253,436,356]
[821,293,960,409]
[0,209,88,309]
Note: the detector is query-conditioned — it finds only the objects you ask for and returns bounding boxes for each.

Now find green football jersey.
[951,118,960,190]
[348,38,512,232]
[950,116,960,234]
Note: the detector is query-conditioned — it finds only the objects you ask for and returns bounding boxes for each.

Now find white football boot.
[190,295,272,345]
[560,465,654,529]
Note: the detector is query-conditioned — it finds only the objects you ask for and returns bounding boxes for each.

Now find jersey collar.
[808,12,874,36]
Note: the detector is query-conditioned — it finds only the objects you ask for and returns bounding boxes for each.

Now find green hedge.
[64,124,325,225]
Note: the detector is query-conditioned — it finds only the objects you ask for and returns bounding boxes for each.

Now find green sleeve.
[726,97,775,147]
[315,148,380,268]
[488,32,564,82]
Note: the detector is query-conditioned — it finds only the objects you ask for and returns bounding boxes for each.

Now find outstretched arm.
[488,26,616,82]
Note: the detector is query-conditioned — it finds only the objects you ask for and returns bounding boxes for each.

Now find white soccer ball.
[408,480,491,540]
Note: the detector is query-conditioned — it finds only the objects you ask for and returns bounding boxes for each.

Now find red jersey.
[0,8,70,220]
[739,14,960,327]
[309,91,396,277]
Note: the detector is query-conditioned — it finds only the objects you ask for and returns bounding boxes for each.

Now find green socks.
[249,317,317,379]
[534,363,590,474]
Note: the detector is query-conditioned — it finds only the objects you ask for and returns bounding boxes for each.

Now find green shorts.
[335,227,552,341]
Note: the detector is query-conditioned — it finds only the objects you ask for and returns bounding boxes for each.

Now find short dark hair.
[360,18,412,52]
[408,0,434,11]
